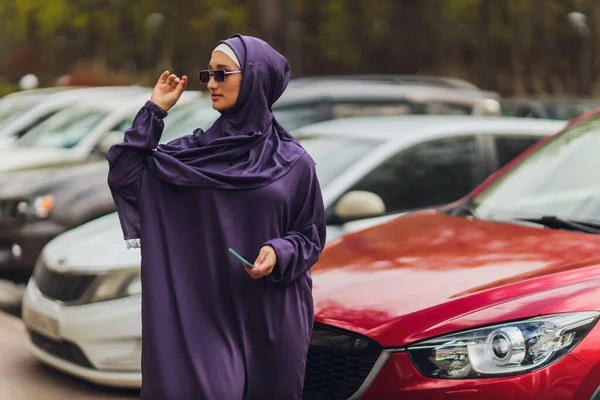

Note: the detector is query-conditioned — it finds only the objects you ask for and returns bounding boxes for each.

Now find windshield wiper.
[514,215,600,234]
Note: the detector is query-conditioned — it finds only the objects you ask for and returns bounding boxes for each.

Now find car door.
[327,135,486,238]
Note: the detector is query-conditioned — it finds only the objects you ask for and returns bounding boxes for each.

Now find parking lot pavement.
[0,279,25,315]
[0,310,139,400]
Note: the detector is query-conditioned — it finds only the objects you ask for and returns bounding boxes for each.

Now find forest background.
[0,0,598,97]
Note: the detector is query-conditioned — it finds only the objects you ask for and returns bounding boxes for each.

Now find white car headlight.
[407,312,598,379]
[89,271,141,303]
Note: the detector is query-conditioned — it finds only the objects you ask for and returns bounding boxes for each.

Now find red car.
[303,110,600,400]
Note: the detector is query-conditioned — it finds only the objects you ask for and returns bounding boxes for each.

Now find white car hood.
[0,147,78,172]
[43,213,140,272]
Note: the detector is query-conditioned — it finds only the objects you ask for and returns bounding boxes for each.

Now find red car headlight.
[407,311,598,379]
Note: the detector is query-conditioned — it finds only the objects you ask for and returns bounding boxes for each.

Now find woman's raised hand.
[150,71,188,112]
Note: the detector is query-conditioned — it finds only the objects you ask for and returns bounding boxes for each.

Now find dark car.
[0,163,114,282]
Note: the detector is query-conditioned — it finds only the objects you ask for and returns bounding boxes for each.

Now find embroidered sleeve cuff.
[125,238,141,250]
[144,100,168,119]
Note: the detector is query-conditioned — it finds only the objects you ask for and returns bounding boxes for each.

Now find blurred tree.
[0,0,599,96]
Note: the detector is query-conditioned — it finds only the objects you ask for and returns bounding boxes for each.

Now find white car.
[0,87,81,129]
[0,86,149,149]
[22,115,567,388]
[0,90,201,173]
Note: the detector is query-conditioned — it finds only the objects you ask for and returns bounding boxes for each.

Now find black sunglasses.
[198,69,242,84]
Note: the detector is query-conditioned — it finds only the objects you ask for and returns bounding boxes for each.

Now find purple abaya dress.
[106,35,326,400]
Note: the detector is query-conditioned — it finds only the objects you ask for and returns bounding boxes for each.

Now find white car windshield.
[17,107,109,148]
[473,114,600,223]
[298,135,382,186]
[0,102,35,127]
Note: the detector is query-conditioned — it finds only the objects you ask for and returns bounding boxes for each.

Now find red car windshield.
[473,113,600,223]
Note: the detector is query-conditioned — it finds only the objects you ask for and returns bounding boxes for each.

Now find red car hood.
[312,211,600,346]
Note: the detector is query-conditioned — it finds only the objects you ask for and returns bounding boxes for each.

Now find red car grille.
[303,323,382,399]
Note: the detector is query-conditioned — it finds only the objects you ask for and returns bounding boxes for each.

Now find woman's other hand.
[245,246,276,279]
[150,71,188,112]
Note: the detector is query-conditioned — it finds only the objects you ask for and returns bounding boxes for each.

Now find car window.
[7,110,60,140]
[111,118,134,133]
[495,136,541,167]
[273,101,473,132]
[543,102,599,120]
[331,103,412,117]
[17,109,109,149]
[345,136,481,213]
[274,105,321,130]
[299,135,383,187]
[501,100,600,120]
[474,114,600,222]
[331,102,471,118]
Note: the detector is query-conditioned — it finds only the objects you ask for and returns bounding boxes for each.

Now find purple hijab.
[111,34,305,242]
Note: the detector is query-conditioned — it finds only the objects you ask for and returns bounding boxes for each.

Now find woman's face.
[207,51,242,111]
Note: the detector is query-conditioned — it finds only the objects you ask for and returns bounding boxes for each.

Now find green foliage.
[0,0,598,95]
[0,83,19,97]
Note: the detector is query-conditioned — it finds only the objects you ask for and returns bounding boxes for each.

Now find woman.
[106,35,326,400]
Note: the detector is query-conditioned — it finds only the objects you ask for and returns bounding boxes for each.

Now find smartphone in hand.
[228,248,255,269]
